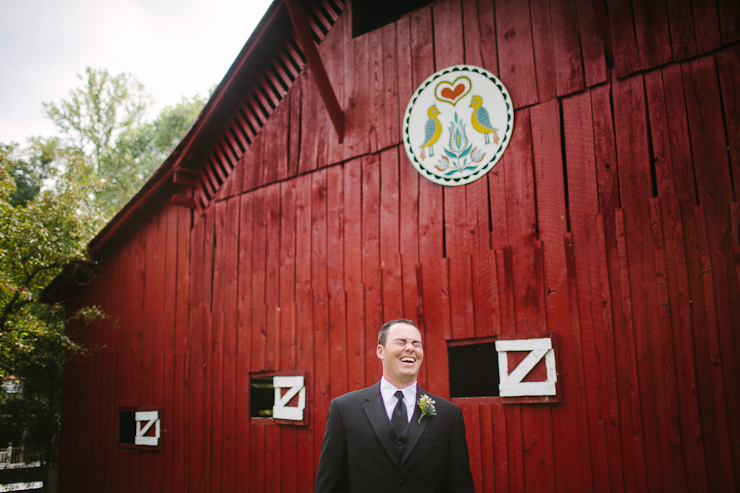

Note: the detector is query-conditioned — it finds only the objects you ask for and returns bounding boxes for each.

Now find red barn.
[56,0,740,490]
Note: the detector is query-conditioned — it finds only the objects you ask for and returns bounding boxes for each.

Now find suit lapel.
[363,383,397,463]
[402,387,429,463]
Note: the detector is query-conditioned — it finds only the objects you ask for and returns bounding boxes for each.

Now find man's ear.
[376,344,384,361]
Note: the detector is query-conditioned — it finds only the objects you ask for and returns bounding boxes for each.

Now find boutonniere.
[417,394,437,424]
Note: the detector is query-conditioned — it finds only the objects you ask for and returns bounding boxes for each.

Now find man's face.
[377,323,424,388]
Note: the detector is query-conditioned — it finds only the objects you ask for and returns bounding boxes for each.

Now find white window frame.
[134,410,161,447]
[272,375,306,421]
[495,337,557,397]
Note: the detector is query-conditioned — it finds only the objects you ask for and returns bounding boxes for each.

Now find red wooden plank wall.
[60,0,740,491]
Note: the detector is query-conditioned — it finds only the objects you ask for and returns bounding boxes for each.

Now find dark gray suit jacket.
[315,383,474,492]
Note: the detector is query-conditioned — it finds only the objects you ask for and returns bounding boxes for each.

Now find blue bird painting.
[420,105,442,159]
[469,95,500,145]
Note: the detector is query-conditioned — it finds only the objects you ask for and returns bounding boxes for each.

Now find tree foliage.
[43,67,150,169]
[42,67,207,220]
[0,150,98,458]
[2,140,59,207]
[0,160,97,344]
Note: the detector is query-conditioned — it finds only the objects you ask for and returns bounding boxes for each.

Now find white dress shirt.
[380,377,416,423]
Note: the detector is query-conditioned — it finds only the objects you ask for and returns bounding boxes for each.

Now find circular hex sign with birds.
[403,65,514,186]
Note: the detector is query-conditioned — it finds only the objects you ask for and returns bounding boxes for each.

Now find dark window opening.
[448,341,500,398]
[352,0,436,38]
[118,410,136,445]
[250,376,274,418]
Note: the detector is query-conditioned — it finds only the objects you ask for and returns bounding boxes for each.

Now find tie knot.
[395,390,404,401]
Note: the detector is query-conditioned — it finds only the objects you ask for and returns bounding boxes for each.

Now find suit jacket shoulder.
[332,383,379,407]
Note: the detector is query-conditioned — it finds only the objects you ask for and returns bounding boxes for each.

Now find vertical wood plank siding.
[60,0,740,490]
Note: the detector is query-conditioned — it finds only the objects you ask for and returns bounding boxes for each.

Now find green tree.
[43,67,150,170]
[43,67,206,219]
[1,139,60,207]
[0,150,101,460]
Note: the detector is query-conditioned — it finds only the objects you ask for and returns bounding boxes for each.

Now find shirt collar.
[380,376,417,405]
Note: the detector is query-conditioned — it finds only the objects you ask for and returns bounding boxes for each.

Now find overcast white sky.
[0,0,274,145]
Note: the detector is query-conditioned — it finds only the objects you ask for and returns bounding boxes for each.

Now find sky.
[0,0,274,145]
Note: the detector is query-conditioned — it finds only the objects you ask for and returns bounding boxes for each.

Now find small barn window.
[250,373,308,425]
[118,408,162,449]
[250,376,275,418]
[448,340,500,398]
[352,0,435,37]
[449,334,561,404]
[118,410,136,445]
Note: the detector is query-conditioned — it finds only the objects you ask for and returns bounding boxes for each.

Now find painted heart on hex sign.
[441,85,464,100]
[434,76,471,106]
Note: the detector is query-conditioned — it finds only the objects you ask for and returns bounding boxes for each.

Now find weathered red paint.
[59,0,740,491]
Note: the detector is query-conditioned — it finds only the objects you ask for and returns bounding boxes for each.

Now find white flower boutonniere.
[417,394,437,424]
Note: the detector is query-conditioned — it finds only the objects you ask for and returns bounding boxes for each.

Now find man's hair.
[378,319,418,346]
